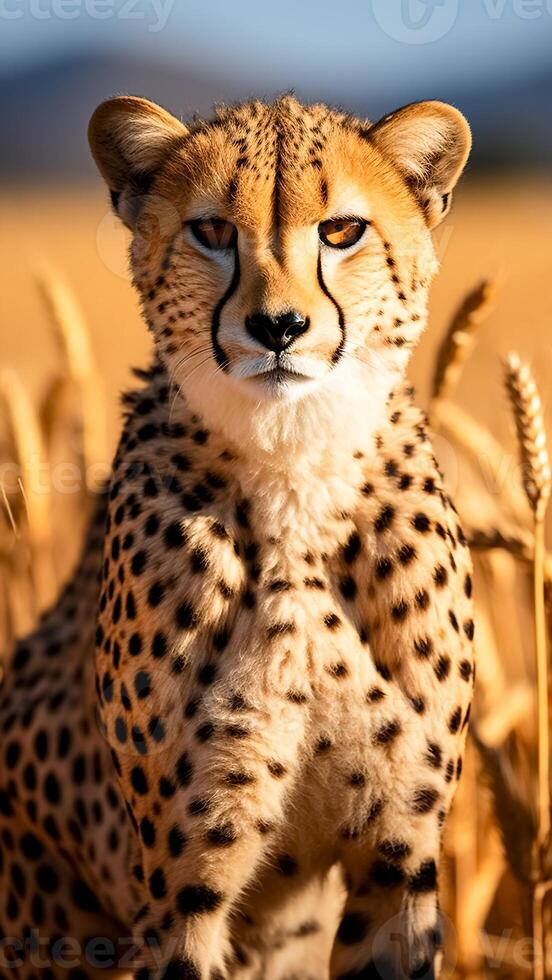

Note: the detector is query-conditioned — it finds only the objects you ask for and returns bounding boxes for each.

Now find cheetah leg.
[231,863,346,979]
[125,717,307,980]
[330,835,442,979]
[128,829,267,980]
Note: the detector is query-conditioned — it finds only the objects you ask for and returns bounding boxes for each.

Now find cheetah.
[0,94,475,980]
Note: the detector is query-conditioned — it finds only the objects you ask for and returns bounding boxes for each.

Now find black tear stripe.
[211,250,241,372]
[317,251,346,365]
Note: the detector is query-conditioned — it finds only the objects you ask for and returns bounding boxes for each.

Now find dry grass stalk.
[504,352,551,979]
[504,354,551,523]
[0,368,52,543]
[34,266,107,487]
[431,279,497,402]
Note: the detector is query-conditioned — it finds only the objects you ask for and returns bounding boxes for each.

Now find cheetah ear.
[88,96,188,228]
[370,101,471,228]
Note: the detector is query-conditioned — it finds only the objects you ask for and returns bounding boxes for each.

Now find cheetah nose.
[246,310,309,353]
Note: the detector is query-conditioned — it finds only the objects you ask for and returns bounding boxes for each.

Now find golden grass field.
[1,177,552,977]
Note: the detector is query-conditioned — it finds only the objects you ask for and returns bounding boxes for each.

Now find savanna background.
[1,1,552,976]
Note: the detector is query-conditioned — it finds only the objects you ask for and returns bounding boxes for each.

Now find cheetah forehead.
[155,94,406,227]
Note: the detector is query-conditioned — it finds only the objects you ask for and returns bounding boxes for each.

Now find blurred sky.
[2,0,552,97]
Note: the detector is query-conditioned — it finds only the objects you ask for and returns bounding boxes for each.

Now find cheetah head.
[89,95,470,446]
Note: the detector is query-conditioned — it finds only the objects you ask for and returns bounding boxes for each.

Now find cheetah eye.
[190,218,237,251]
[318,217,366,249]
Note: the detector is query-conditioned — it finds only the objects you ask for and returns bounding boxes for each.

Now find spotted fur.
[0,94,473,979]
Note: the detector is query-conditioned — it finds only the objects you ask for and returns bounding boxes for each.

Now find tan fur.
[0,94,473,980]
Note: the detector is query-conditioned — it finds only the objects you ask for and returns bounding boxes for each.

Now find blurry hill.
[1,51,551,179]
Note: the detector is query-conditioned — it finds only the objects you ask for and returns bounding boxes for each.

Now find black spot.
[165,522,186,549]
[449,706,462,734]
[20,833,43,861]
[168,825,187,857]
[198,663,217,685]
[373,719,401,745]
[129,632,142,656]
[464,619,475,641]
[176,601,197,630]
[140,817,156,848]
[72,879,102,913]
[225,770,255,786]
[315,737,332,753]
[176,885,223,916]
[375,661,392,681]
[34,731,48,761]
[370,860,405,888]
[409,859,437,893]
[276,854,298,876]
[412,786,439,814]
[366,687,385,703]
[340,575,357,599]
[189,797,210,816]
[343,532,361,564]
[378,838,411,861]
[195,722,215,742]
[135,670,151,699]
[412,513,431,533]
[226,724,249,739]
[144,513,160,536]
[44,773,61,804]
[414,637,433,658]
[159,777,176,799]
[152,631,167,659]
[206,823,237,847]
[415,589,430,610]
[391,601,409,622]
[337,912,370,945]
[434,655,451,682]
[375,557,394,580]
[35,863,59,893]
[267,621,296,640]
[131,551,147,575]
[374,505,395,533]
[448,609,459,632]
[459,659,472,682]
[286,689,308,704]
[163,959,200,980]
[177,752,194,787]
[115,717,127,744]
[131,767,148,795]
[149,868,167,900]
[426,742,442,769]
